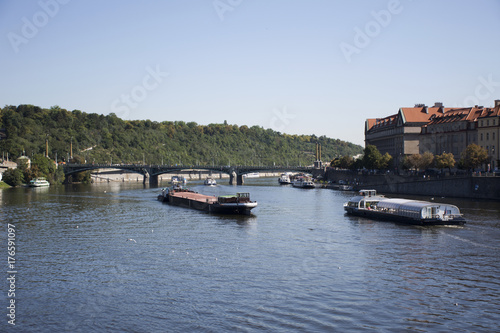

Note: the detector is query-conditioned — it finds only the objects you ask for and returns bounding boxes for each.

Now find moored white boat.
[292,176,315,189]
[278,173,291,185]
[343,190,465,225]
[244,172,260,178]
[29,177,50,187]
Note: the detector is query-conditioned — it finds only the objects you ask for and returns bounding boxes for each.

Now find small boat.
[244,172,259,178]
[158,186,257,215]
[278,173,291,185]
[343,190,465,225]
[204,177,217,186]
[29,177,50,187]
[292,176,315,189]
[171,176,187,185]
[338,184,354,191]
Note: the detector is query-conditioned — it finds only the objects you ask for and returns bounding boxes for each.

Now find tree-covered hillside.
[0,105,363,166]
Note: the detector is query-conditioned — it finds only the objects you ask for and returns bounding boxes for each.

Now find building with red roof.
[477,100,500,170]
[365,103,445,166]
[366,100,500,169]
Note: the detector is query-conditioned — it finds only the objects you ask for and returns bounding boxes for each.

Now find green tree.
[2,168,24,186]
[378,152,393,169]
[435,152,455,171]
[31,154,56,179]
[362,145,382,169]
[339,155,354,169]
[460,144,488,170]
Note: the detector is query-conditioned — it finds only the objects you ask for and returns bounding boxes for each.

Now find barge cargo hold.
[158,186,257,215]
[343,190,465,226]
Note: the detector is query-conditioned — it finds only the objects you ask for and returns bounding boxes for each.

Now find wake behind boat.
[158,185,257,215]
[344,190,465,226]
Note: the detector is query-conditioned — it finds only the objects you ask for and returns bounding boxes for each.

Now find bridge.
[63,164,321,185]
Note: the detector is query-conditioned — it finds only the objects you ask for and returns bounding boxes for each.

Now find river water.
[1,178,500,332]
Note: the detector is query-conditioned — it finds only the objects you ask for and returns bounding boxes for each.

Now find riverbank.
[0,181,11,188]
[325,169,500,201]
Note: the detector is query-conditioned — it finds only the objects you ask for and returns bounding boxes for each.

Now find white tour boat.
[344,190,465,225]
[29,177,50,187]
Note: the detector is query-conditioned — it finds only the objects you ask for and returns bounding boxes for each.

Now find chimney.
[433,102,443,107]
[495,99,500,108]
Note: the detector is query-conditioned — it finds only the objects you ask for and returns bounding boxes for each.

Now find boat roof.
[349,195,385,202]
[377,198,460,212]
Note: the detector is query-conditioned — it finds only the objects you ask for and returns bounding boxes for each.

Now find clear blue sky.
[1,0,500,146]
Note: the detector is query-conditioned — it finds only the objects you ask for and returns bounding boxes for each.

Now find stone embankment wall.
[325,169,500,201]
[91,169,281,183]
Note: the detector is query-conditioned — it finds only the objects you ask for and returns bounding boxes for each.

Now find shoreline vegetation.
[0,104,363,167]
[0,104,363,186]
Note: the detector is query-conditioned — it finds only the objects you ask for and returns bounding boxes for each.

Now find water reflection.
[1,180,499,332]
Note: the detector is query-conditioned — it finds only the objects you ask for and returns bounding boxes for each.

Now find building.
[16,155,31,169]
[419,106,486,160]
[365,103,445,166]
[366,100,500,170]
[477,100,500,170]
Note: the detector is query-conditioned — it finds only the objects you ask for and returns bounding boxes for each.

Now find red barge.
[158,186,257,215]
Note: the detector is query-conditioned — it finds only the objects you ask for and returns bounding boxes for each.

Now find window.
[481,133,483,141]
[487,133,489,140]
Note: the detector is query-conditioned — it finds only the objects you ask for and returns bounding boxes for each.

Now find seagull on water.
[127,238,137,243]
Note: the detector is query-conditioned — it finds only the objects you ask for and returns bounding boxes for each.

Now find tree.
[404,152,434,171]
[31,154,56,179]
[404,154,419,170]
[2,168,24,186]
[435,152,455,171]
[460,144,488,170]
[362,145,383,169]
[339,155,354,169]
[420,152,434,170]
[378,152,393,169]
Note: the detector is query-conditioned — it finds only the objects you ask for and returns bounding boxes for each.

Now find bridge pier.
[149,175,158,186]
[229,172,244,185]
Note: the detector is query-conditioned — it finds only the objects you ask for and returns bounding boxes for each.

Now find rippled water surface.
[1,178,500,332]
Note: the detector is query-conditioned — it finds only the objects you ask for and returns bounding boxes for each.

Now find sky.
[1,0,500,146]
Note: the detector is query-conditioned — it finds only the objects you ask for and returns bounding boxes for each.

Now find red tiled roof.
[426,107,489,125]
[365,118,377,131]
[400,107,444,123]
[477,105,500,118]
[367,114,398,131]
